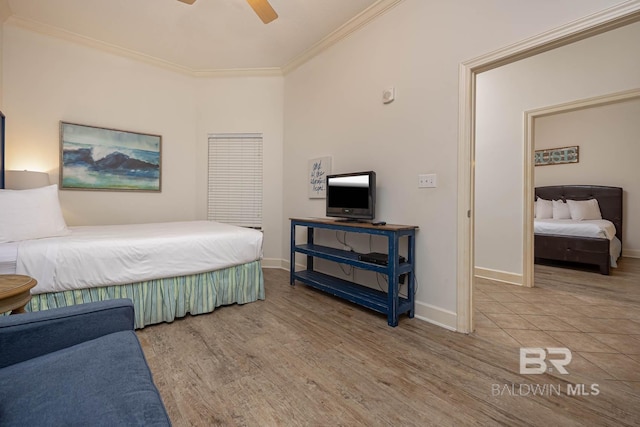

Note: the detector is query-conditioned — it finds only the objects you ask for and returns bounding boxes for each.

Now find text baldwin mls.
[492,383,600,397]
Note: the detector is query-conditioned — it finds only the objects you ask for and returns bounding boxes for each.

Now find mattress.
[534,219,616,240]
[16,221,263,295]
[0,242,19,275]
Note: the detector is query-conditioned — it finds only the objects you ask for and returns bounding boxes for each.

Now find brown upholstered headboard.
[535,185,623,244]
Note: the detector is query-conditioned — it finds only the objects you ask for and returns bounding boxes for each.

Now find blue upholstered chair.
[0,299,171,426]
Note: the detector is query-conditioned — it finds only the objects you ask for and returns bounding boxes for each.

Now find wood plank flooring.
[137,268,640,426]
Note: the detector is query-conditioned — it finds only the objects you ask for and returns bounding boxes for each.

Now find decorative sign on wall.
[308,156,331,198]
[534,146,579,166]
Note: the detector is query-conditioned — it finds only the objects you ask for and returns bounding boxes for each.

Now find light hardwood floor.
[138,265,640,426]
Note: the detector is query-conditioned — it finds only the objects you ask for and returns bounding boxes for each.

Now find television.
[326,171,376,221]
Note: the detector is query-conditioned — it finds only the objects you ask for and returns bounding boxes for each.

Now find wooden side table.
[0,275,37,314]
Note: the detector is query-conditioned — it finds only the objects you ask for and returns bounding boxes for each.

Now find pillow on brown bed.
[535,198,552,219]
[552,199,571,219]
[567,199,602,221]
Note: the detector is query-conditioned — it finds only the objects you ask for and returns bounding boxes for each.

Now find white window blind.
[207,133,263,228]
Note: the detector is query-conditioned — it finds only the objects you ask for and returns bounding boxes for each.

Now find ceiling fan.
[177,0,278,24]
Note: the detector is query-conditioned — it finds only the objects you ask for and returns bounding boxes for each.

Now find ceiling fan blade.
[246,0,278,24]
[177,0,196,5]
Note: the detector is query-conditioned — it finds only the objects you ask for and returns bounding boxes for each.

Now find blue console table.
[289,218,418,327]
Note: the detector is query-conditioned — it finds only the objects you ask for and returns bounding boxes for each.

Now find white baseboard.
[261,258,286,269]
[414,302,457,331]
[474,267,523,286]
[622,249,640,259]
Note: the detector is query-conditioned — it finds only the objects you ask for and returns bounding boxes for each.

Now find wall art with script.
[535,146,579,166]
[308,156,331,198]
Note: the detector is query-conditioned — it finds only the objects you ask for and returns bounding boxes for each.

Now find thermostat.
[382,87,395,104]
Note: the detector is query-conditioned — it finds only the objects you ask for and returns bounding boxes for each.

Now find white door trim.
[456,1,640,333]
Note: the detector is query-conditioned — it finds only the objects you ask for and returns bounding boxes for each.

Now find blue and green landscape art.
[61,123,161,191]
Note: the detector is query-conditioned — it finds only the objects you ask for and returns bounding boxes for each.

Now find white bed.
[0,185,265,327]
[16,221,263,294]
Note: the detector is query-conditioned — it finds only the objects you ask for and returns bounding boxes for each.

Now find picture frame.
[534,145,579,166]
[60,122,162,192]
[308,156,331,198]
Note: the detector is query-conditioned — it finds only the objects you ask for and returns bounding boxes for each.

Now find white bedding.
[534,218,621,268]
[16,221,263,295]
[534,219,616,240]
[0,242,19,275]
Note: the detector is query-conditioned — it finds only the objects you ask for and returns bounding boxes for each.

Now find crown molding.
[5,15,283,78]
[281,0,405,75]
[464,0,640,73]
[192,68,282,78]
[4,0,405,78]
[6,16,196,76]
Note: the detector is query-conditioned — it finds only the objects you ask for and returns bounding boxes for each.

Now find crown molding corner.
[281,0,405,75]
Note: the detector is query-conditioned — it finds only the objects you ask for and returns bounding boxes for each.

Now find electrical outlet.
[418,174,437,188]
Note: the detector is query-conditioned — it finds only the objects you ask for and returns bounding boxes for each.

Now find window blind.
[207,133,263,228]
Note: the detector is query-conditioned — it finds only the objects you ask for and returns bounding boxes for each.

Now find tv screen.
[326,171,376,221]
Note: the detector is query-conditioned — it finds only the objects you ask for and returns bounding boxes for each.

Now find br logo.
[520,347,572,374]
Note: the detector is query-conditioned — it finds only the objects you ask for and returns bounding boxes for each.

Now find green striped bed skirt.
[24,260,264,329]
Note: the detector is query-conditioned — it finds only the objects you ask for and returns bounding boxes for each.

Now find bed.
[0,185,264,328]
[534,185,622,275]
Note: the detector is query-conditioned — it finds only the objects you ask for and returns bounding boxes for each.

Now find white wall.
[195,76,284,265]
[2,23,284,261]
[283,0,626,327]
[475,21,640,277]
[534,97,640,257]
[3,24,198,224]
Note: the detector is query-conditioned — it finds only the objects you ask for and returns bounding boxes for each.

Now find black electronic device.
[372,221,386,226]
[358,252,406,266]
[326,171,376,221]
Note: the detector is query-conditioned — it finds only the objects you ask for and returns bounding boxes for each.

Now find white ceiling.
[4,0,389,73]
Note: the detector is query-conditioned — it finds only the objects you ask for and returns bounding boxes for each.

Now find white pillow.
[567,199,602,221]
[0,184,69,243]
[535,198,552,219]
[552,199,571,220]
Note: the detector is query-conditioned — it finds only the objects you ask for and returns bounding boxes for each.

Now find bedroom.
[2,0,640,424]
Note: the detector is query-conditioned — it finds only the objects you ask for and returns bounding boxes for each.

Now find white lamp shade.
[5,170,51,190]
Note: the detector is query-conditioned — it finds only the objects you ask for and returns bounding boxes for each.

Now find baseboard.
[414,302,457,331]
[622,249,640,259]
[474,267,523,286]
[261,258,285,269]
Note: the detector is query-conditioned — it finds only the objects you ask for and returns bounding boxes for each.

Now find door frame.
[456,1,640,333]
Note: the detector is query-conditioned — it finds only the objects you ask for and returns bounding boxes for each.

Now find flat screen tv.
[326,171,376,221]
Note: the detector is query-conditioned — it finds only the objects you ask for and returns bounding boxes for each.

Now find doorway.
[457,4,640,333]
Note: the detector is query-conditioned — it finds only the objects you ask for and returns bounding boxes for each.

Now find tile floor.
[473,257,640,393]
